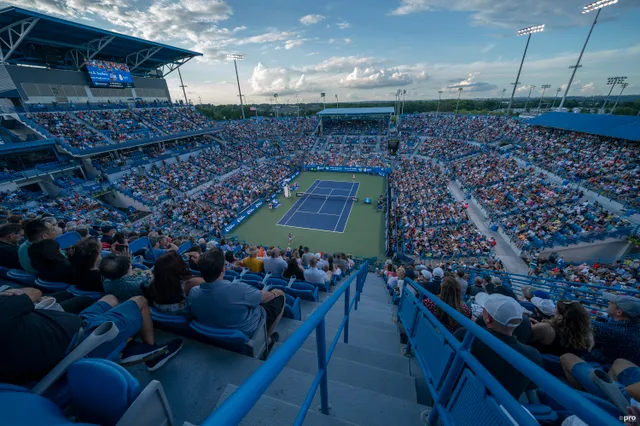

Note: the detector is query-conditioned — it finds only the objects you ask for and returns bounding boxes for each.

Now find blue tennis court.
[277,180,359,233]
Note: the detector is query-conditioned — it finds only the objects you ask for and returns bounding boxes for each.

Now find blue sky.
[7,0,640,104]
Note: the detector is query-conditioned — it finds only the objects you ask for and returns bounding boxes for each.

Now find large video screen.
[85,60,134,88]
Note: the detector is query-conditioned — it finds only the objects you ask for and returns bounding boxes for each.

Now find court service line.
[275,222,346,234]
[297,210,341,216]
[316,189,333,214]
[277,179,322,226]
[336,182,360,233]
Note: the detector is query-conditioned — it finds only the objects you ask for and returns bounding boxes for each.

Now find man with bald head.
[263,247,287,276]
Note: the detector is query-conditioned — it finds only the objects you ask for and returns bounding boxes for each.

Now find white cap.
[475,293,524,328]
[432,267,444,278]
[421,269,432,281]
[531,296,556,317]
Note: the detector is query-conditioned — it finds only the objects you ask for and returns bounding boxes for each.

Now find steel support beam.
[125,47,162,71]
[66,36,115,69]
[158,56,192,78]
[0,17,40,64]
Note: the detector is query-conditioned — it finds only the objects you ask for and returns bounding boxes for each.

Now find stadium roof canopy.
[528,112,640,142]
[317,107,395,116]
[0,6,201,77]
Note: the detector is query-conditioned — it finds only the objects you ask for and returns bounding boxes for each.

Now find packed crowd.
[24,112,110,150]
[116,171,175,204]
[453,153,634,250]
[416,138,482,162]
[77,109,161,142]
[303,152,390,168]
[322,118,388,135]
[540,256,639,292]
[146,159,213,192]
[399,114,507,141]
[390,158,493,259]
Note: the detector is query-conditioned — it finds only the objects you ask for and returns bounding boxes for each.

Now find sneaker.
[120,342,167,365]
[145,339,183,372]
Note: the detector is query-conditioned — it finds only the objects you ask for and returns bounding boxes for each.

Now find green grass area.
[229,171,386,258]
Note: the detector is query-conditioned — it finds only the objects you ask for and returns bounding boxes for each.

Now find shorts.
[75,300,142,358]
[571,362,640,402]
[261,295,285,331]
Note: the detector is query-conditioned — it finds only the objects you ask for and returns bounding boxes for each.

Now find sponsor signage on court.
[302,165,392,176]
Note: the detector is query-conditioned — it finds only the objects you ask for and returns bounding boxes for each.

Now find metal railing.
[202,262,369,425]
[400,279,621,426]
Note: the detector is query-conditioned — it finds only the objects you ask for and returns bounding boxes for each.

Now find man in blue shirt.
[263,248,287,276]
[220,239,232,252]
[189,248,285,340]
[144,236,178,262]
[304,257,329,285]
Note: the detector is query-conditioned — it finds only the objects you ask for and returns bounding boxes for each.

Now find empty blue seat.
[225,270,240,278]
[150,307,191,335]
[270,283,318,302]
[284,294,301,321]
[6,269,36,286]
[56,232,82,250]
[243,273,263,282]
[177,240,193,254]
[34,278,70,292]
[67,286,103,300]
[189,318,267,358]
[267,277,289,287]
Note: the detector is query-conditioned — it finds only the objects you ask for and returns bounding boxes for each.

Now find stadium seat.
[67,286,103,300]
[6,269,36,286]
[55,231,82,250]
[0,265,10,280]
[269,283,318,302]
[189,317,268,359]
[177,241,193,254]
[34,278,70,293]
[149,307,192,335]
[225,270,240,278]
[284,294,302,321]
[267,277,289,287]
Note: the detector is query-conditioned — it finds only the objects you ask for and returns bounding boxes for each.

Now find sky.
[5,0,640,104]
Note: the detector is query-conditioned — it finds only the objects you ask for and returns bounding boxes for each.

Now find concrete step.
[300,299,322,317]
[299,338,410,375]
[321,311,399,334]
[286,348,417,401]
[295,325,402,356]
[216,384,359,426]
[319,304,397,326]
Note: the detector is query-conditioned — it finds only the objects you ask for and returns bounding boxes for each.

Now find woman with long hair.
[69,237,104,292]
[28,238,74,283]
[283,257,305,281]
[422,275,471,333]
[148,251,203,315]
[529,301,594,356]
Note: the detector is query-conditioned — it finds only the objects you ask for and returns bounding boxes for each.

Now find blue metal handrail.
[401,279,621,426]
[202,263,369,425]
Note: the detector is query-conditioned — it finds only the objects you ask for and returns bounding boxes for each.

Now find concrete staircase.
[127,272,429,425]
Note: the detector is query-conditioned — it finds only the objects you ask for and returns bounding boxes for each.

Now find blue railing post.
[315,319,330,414]
[343,284,350,344]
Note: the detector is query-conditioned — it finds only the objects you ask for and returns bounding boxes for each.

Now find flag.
[250,106,257,111]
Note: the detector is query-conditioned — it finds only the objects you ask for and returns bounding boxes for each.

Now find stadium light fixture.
[551,87,562,110]
[507,24,545,115]
[537,84,551,111]
[274,93,279,118]
[524,85,536,111]
[436,90,444,114]
[320,92,326,110]
[455,87,463,115]
[498,88,506,111]
[600,76,626,113]
[559,0,619,110]
[335,94,339,108]
[610,82,628,115]
[227,54,246,120]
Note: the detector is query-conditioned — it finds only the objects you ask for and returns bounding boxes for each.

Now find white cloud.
[300,14,326,25]
[299,56,383,73]
[446,72,498,92]
[481,44,495,53]
[343,38,352,44]
[580,82,597,94]
[340,67,418,88]
[248,63,309,96]
[390,0,637,27]
[285,39,306,50]
[336,19,351,30]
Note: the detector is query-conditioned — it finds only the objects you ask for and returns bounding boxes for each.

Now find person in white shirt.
[263,248,287,276]
[304,257,329,285]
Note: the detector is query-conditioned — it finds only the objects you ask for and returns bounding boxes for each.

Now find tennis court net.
[296,192,358,202]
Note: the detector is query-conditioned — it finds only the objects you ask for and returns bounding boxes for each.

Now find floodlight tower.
[600,76,626,113]
[551,88,562,110]
[507,24,545,115]
[436,90,443,114]
[320,93,326,109]
[274,93,279,118]
[524,85,536,111]
[558,0,619,110]
[227,54,246,120]
[499,88,506,111]
[537,84,551,111]
[402,89,407,115]
[335,94,339,108]
[455,87,463,114]
[610,82,629,115]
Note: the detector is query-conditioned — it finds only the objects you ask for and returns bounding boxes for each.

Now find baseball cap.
[603,293,640,318]
[432,267,444,278]
[421,269,432,281]
[475,293,525,328]
[531,296,556,317]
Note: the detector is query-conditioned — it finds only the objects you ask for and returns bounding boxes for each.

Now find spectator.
[335,253,349,272]
[304,257,329,286]
[529,301,594,357]
[28,239,74,283]
[0,223,24,269]
[238,246,264,273]
[100,225,116,247]
[220,239,232,252]
[224,250,236,270]
[302,247,314,267]
[283,258,305,281]
[68,237,104,292]
[101,254,152,302]
[149,251,203,315]
[0,286,182,384]
[145,236,178,262]
[18,219,59,275]
[422,276,471,333]
[485,277,517,300]
[469,276,486,296]
[190,249,285,340]
[264,248,287,276]
[454,293,543,399]
[455,270,469,296]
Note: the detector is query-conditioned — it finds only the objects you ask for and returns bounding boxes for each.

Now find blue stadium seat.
[240,279,263,290]
[149,307,192,335]
[283,294,301,321]
[225,270,240,278]
[67,286,103,300]
[177,241,193,254]
[189,318,267,359]
[243,273,264,282]
[267,277,289,287]
[0,358,175,426]
[6,269,36,286]
[55,231,82,250]
[270,283,318,302]
[0,265,10,280]
[34,278,70,292]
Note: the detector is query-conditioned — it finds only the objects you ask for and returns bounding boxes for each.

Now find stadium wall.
[0,65,170,104]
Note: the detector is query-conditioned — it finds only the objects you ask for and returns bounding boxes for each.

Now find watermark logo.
[620,415,637,423]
